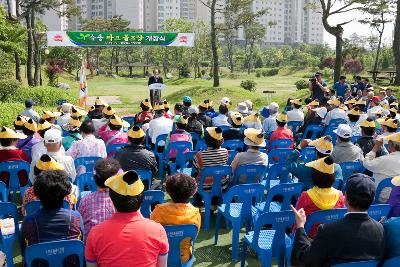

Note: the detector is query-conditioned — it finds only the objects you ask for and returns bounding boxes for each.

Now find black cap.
[345,173,376,201]
[25,99,36,108]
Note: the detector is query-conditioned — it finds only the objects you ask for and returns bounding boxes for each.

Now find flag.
[79,59,88,108]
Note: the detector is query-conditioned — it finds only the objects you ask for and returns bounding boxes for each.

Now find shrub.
[240,80,256,92]
[255,72,261,78]
[46,59,65,86]
[0,102,25,127]
[295,79,308,90]
[343,59,364,75]
[262,68,279,77]
[4,86,75,106]
[319,57,335,69]
[0,80,23,101]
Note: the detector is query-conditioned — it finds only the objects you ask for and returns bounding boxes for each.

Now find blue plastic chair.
[165,224,198,267]
[241,211,295,267]
[134,169,152,190]
[196,165,232,230]
[333,179,343,190]
[24,200,71,216]
[219,125,231,132]
[25,240,85,267]
[368,204,392,221]
[329,118,347,127]
[0,161,30,203]
[252,183,303,223]
[140,190,164,218]
[268,148,293,184]
[340,161,365,187]
[270,139,293,149]
[287,121,302,136]
[232,164,267,185]
[189,132,200,143]
[222,140,244,152]
[74,156,101,174]
[77,191,91,208]
[153,133,168,157]
[304,208,347,235]
[75,173,97,193]
[0,181,6,202]
[145,129,151,150]
[383,256,400,267]
[351,135,361,144]
[162,141,192,182]
[195,139,207,150]
[214,184,264,260]
[374,178,395,204]
[0,202,20,267]
[106,143,128,157]
[331,260,380,267]
[227,150,237,165]
[302,124,324,140]
[122,116,135,127]
[324,124,339,145]
[300,146,317,163]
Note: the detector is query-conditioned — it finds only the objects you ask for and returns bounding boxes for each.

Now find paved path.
[87,96,122,105]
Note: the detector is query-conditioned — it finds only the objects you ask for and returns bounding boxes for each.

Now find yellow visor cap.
[308,136,333,155]
[36,154,64,171]
[306,156,335,174]
[206,127,223,141]
[0,126,27,139]
[105,170,145,196]
[128,126,145,139]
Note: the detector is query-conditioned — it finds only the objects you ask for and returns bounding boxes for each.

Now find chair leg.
[241,240,247,267]
[231,221,240,261]
[3,239,14,267]
[203,196,211,231]
[214,211,222,245]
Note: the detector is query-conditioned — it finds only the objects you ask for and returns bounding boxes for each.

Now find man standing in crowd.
[19,99,40,123]
[148,68,164,106]
[333,76,348,98]
[309,72,328,104]
[290,173,384,267]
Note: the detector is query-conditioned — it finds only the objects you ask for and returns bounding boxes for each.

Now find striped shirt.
[194,148,229,191]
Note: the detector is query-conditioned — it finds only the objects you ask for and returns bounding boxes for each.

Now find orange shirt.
[85,211,169,267]
[150,202,201,262]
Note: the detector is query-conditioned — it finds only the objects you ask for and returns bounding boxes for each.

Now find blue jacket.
[286,149,343,189]
[384,217,400,259]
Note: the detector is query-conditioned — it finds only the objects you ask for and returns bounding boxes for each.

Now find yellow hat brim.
[360,120,376,128]
[206,127,223,141]
[305,157,334,174]
[391,176,400,186]
[36,158,64,171]
[0,127,27,139]
[383,132,400,143]
[128,128,145,139]
[105,171,145,196]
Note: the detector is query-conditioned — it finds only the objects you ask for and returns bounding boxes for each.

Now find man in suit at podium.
[148,68,164,106]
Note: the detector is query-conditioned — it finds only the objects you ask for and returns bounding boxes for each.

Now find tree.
[319,57,335,69]
[343,58,364,75]
[393,0,400,85]
[200,0,266,87]
[243,21,266,74]
[314,0,371,82]
[360,0,393,76]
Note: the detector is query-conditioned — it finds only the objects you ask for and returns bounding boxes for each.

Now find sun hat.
[206,127,223,141]
[128,125,146,139]
[243,128,266,147]
[333,124,352,139]
[95,97,107,106]
[237,102,249,115]
[35,154,64,171]
[309,136,333,155]
[312,107,327,119]
[37,120,52,131]
[102,106,116,116]
[109,115,130,128]
[276,113,288,123]
[24,119,38,132]
[306,157,334,174]
[230,112,244,126]
[0,127,27,139]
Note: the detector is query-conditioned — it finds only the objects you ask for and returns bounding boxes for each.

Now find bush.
[262,68,279,77]
[295,79,308,90]
[0,80,23,101]
[240,80,256,92]
[4,86,75,106]
[0,102,25,127]
[255,72,261,78]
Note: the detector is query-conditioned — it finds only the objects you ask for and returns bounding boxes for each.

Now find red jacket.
[0,148,30,187]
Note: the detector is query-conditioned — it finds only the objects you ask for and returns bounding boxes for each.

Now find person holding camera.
[309,72,328,104]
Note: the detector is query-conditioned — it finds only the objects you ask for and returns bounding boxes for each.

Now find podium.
[149,83,166,106]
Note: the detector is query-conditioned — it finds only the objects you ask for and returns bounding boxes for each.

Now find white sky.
[324,8,395,48]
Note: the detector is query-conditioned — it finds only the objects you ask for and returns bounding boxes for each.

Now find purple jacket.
[388,186,400,217]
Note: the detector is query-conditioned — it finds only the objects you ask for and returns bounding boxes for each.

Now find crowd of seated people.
[0,80,399,267]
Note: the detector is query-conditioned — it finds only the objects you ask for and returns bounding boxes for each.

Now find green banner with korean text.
[47,31,195,47]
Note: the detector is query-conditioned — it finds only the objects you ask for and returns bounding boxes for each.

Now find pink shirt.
[85,212,169,267]
[98,125,129,146]
[66,135,107,159]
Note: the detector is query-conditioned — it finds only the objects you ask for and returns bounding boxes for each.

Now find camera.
[309,78,316,84]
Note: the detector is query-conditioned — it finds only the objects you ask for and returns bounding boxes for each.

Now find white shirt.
[30,150,76,183]
[57,113,71,127]
[287,108,304,122]
[148,116,173,144]
[324,108,346,125]
[31,141,65,164]
[363,151,400,183]
[367,106,383,118]
[262,115,278,134]
[212,114,230,127]
[243,120,262,130]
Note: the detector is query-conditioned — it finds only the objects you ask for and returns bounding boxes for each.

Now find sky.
[324,7,395,48]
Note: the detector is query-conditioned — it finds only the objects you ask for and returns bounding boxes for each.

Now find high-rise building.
[251,0,323,46]
[143,0,181,31]
[70,0,144,31]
